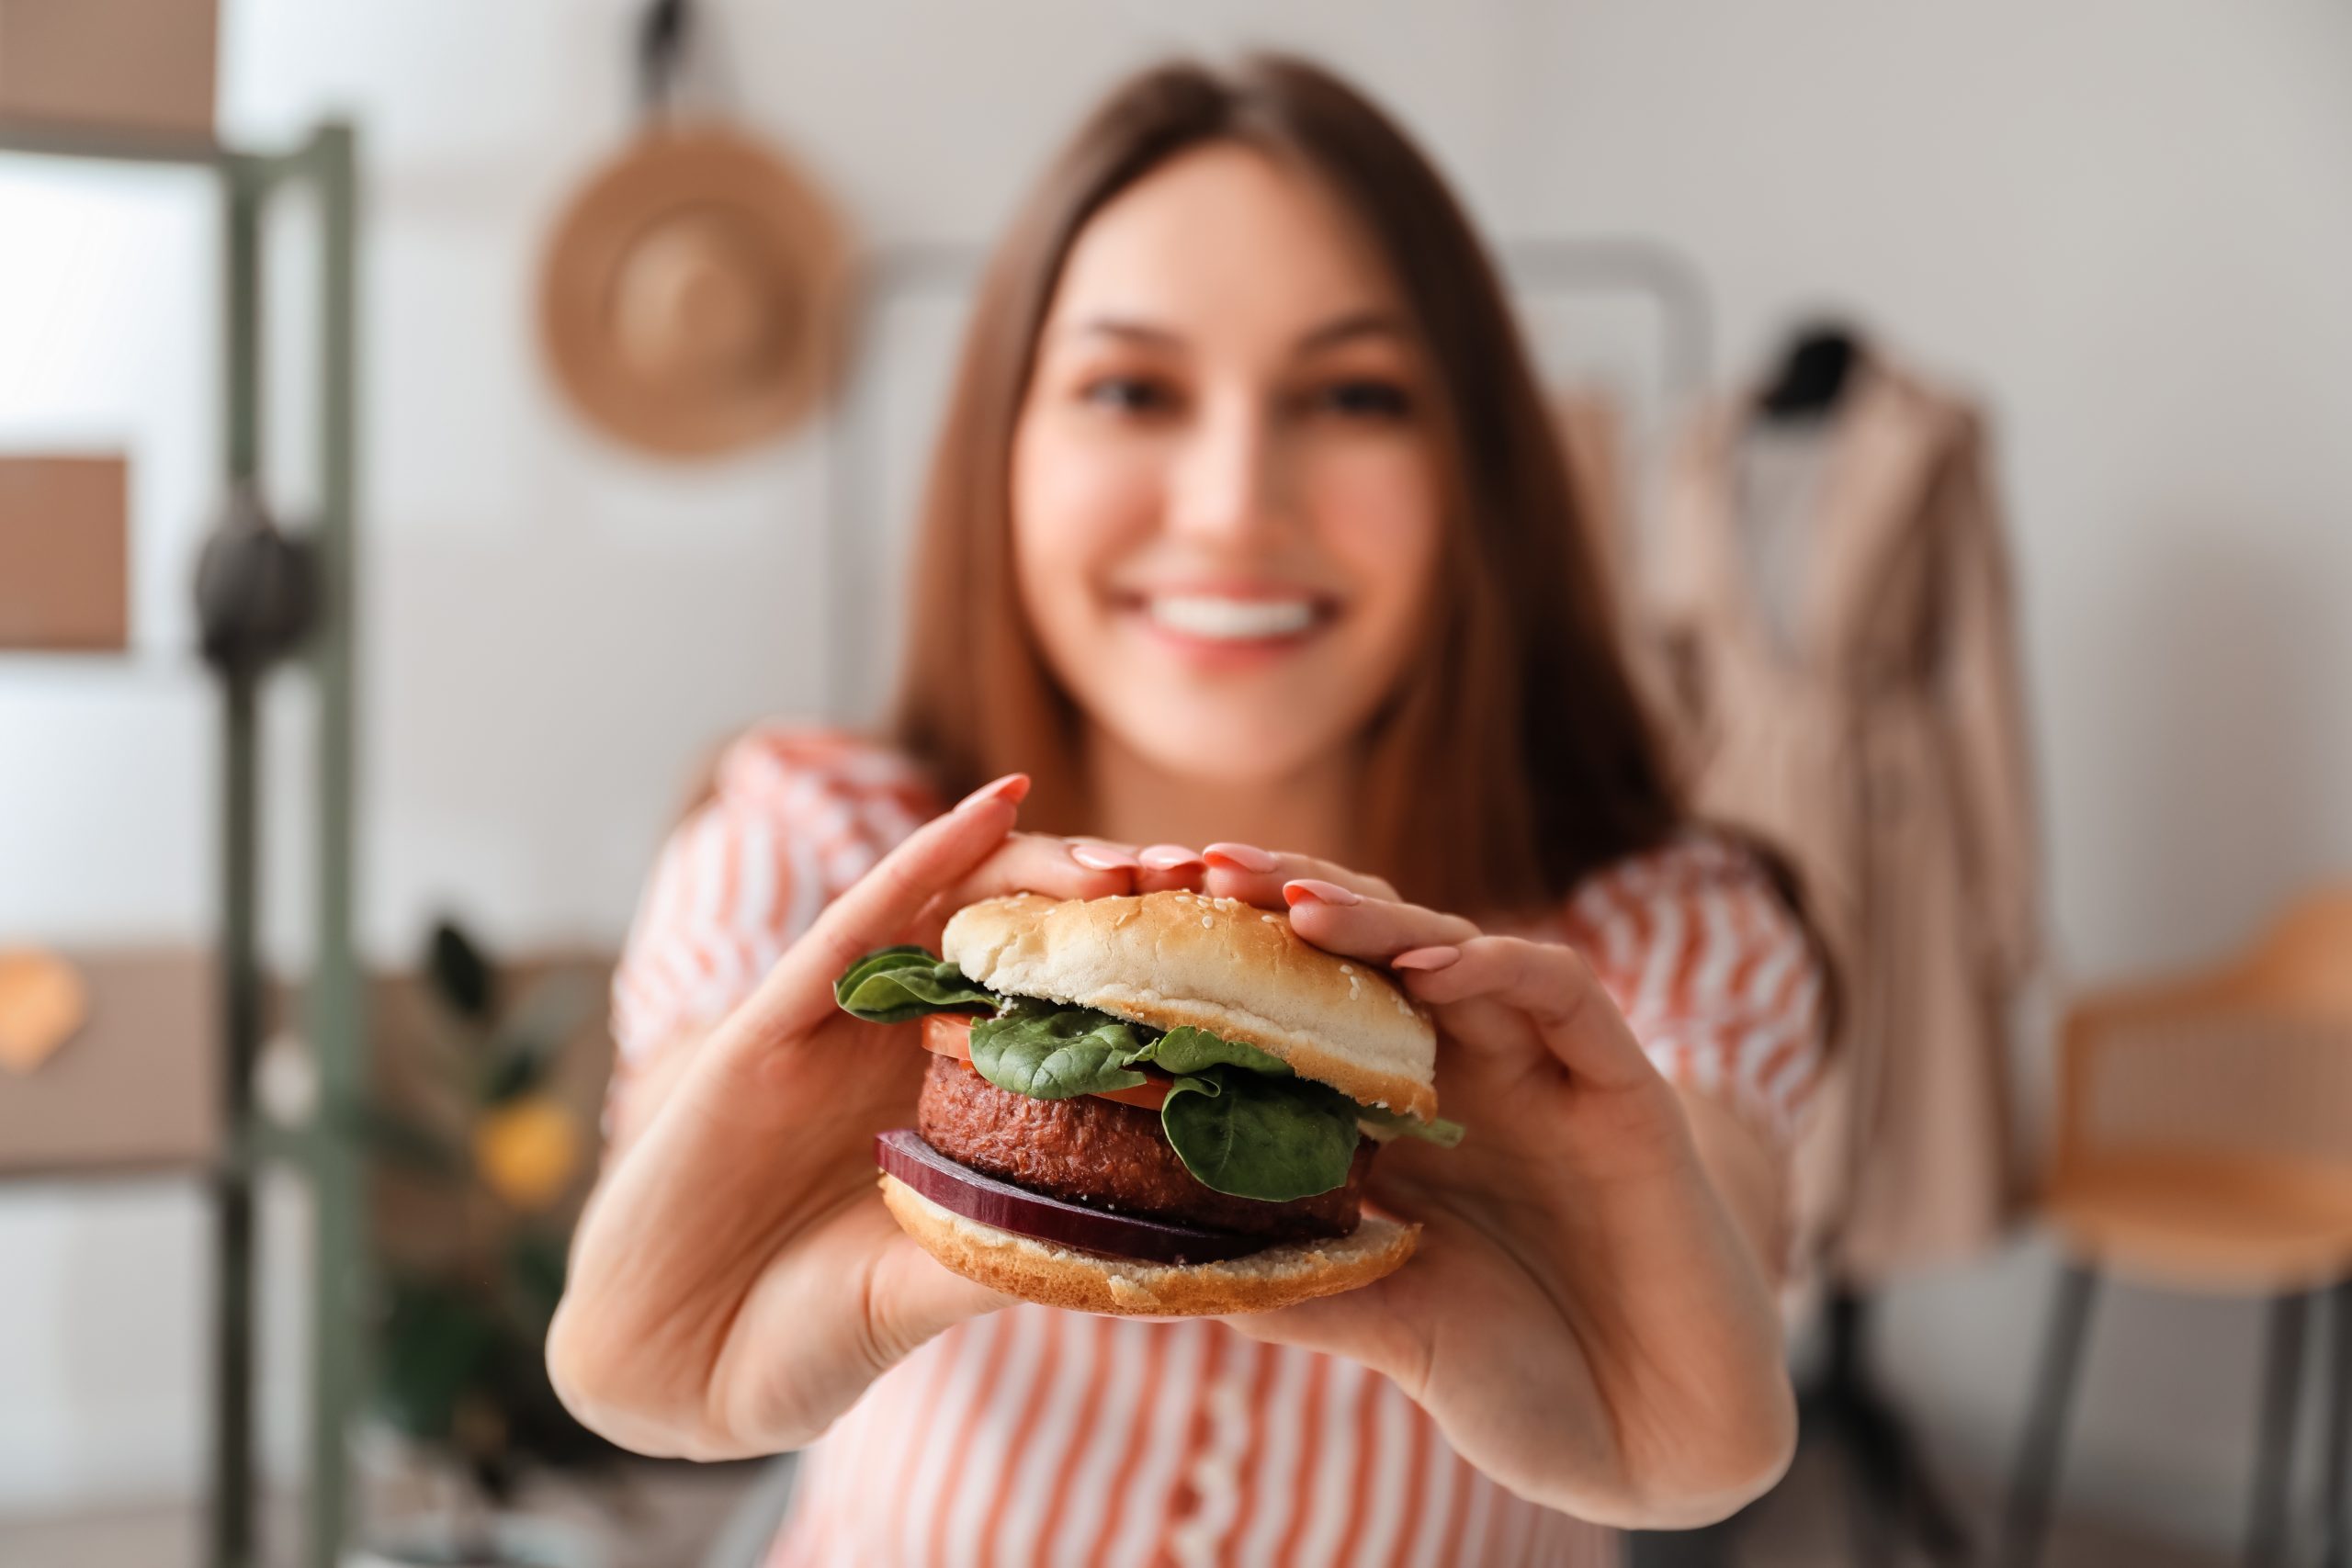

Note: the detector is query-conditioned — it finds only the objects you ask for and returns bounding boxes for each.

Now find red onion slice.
[875,1129,1269,1265]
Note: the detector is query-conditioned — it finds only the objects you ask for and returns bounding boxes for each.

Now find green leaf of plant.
[375,1278,499,1444]
[968,1004,1151,1099]
[478,971,601,1105]
[833,946,1002,1023]
[1137,1025,1291,1077]
[480,1041,541,1106]
[1159,1067,1362,1201]
[426,919,496,1021]
[1356,1104,1468,1147]
[348,1102,466,1179]
[504,1232,570,1331]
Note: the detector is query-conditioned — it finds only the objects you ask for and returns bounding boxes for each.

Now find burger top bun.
[943,890,1438,1121]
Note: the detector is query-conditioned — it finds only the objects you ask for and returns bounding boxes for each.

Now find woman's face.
[1011,142,1445,788]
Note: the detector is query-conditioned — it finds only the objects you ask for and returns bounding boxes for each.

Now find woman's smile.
[1116,580,1342,668]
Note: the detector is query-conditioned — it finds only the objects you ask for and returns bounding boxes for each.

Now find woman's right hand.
[548,775,1145,1460]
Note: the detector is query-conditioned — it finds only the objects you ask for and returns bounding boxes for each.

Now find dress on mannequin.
[1633,333,2042,1565]
[1653,344,2038,1282]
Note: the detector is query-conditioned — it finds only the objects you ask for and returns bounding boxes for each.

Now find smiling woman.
[558,52,1825,1568]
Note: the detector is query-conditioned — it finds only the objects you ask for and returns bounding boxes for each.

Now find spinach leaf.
[968,1003,1151,1100]
[1159,1068,1362,1201]
[834,946,1001,1024]
[1356,1104,1467,1148]
[1138,1025,1292,1078]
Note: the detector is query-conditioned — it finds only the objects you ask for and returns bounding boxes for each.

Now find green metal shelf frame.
[0,118,366,1568]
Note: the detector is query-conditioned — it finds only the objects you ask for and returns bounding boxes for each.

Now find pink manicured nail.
[1203,841,1279,873]
[1393,945,1460,971]
[954,773,1030,813]
[1283,878,1362,908]
[1139,844,1204,871]
[1070,842,1139,871]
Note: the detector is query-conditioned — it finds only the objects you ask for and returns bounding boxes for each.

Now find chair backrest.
[2057,885,2352,1177]
[2240,887,2352,1021]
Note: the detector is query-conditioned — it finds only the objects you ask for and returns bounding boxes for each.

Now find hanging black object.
[1758,321,1863,423]
[637,0,694,115]
[195,482,318,674]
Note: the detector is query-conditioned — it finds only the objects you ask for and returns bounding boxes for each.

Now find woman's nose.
[1165,397,1286,547]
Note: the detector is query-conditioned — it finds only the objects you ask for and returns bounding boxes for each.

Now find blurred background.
[3,1,2349,1565]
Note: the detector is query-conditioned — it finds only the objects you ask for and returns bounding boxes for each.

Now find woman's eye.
[1310,378,1414,419]
[1080,376,1177,414]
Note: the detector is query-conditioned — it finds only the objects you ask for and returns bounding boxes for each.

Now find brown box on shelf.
[0,0,217,137]
[0,455,130,651]
[0,947,220,1176]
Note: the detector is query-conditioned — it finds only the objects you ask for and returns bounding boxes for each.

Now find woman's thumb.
[729,774,1030,1043]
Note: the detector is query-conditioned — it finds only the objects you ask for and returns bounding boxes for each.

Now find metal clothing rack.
[0,118,366,1568]
[820,234,1713,720]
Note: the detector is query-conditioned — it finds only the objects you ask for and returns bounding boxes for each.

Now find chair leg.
[2324,1280,2352,1568]
[2324,1279,2342,1568]
[1999,1262,2102,1568]
[2246,1290,2312,1568]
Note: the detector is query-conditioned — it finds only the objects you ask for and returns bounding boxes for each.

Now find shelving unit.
[0,117,366,1568]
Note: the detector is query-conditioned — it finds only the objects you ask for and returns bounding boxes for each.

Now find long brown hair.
[892,54,1681,918]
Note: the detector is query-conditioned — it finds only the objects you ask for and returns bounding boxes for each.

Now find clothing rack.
[820,235,1714,722]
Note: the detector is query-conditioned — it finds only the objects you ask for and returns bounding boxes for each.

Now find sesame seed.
[1339,964,1353,975]
[1201,913,1213,928]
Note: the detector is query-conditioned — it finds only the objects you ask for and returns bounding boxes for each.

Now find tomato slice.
[1091,1078,1172,1111]
[918,1012,1170,1109]
[922,1013,975,1060]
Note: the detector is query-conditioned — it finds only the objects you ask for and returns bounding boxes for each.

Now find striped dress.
[609,728,1826,1568]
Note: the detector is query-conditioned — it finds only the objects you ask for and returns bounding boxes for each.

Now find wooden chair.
[2000,886,2352,1567]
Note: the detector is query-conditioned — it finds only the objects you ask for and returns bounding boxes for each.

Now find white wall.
[4,0,2349,1545]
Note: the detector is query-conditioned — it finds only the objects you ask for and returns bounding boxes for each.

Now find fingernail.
[1070,842,1139,871]
[1139,844,1204,871]
[955,773,1030,813]
[1283,878,1362,908]
[1203,841,1279,873]
[1393,945,1460,971]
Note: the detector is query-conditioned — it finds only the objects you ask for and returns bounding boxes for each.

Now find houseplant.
[348,919,616,1568]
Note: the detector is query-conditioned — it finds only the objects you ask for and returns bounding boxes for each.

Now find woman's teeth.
[1144,594,1318,641]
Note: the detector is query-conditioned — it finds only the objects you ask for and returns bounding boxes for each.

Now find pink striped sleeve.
[1563,835,1827,1145]
[606,728,938,1075]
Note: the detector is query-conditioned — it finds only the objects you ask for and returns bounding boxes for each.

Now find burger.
[834,888,1461,1315]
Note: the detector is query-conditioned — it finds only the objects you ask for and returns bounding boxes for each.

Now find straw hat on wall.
[539,123,852,459]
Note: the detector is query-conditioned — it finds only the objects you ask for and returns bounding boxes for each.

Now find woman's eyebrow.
[1064,316,1185,347]
[1295,309,1408,354]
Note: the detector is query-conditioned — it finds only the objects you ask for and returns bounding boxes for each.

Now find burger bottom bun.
[878,1174,1418,1317]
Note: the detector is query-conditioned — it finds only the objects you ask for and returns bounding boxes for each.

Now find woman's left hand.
[1186,843,1796,1529]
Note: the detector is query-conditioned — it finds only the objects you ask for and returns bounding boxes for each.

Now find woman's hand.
[1193,843,1798,1529]
[548,777,1139,1460]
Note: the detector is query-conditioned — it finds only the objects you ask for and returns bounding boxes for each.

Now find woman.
[551,55,1826,1567]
